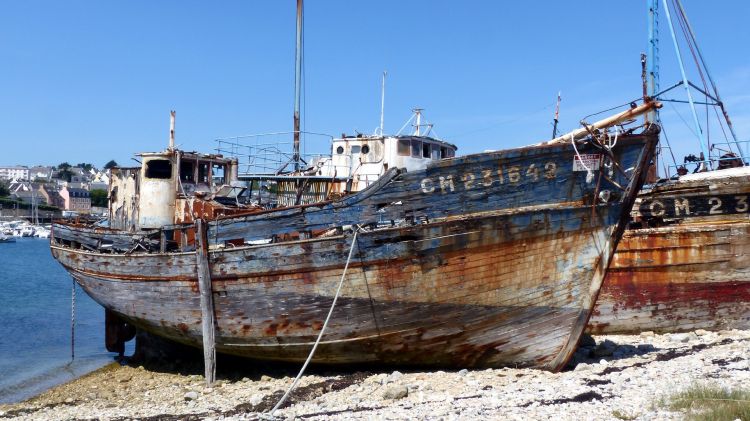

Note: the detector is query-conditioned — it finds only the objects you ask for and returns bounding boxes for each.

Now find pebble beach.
[1,329,748,421]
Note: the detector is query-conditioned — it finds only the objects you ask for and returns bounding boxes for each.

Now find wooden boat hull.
[588,168,750,334]
[54,206,617,369]
[52,134,656,370]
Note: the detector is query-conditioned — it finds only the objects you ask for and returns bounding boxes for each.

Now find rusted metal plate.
[51,133,656,370]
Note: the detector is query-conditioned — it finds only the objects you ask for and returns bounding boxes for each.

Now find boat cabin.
[109,149,240,231]
[238,134,457,207]
[314,134,456,191]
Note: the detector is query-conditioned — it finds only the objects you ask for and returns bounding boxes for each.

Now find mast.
[647,0,660,122]
[551,92,561,139]
[169,110,176,151]
[413,108,423,136]
[379,71,387,136]
[662,0,711,167]
[293,0,303,172]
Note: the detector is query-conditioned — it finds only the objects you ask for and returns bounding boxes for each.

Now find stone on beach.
[383,385,409,400]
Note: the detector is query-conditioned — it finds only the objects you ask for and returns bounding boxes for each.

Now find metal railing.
[665,139,750,177]
[215,131,334,175]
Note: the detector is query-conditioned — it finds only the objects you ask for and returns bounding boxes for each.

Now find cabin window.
[422,143,431,158]
[397,139,410,156]
[198,162,210,183]
[361,145,370,154]
[336,146,344,154]
[431,147,440,160]
[440,147,448,159]
[351,145,361,154]
[212,164,226,185]
[447,149,455,158]
[411,140,422,158]
[145,159,172,179]
[180,162,195,182]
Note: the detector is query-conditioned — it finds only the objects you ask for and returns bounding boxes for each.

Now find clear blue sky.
[1,1,749,170]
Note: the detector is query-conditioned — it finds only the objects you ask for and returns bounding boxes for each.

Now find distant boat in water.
[0,234,15,243]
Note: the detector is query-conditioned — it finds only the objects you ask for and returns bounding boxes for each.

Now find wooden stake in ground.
[195,218,216,386]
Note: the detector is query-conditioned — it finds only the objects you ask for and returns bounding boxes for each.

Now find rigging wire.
[579,97,647,123]
[671,0,717,153]
[658,123,678,175]
[674,0,731,148]
[445,100,555,139]
[674,0,743,158]
[667,101,699,138]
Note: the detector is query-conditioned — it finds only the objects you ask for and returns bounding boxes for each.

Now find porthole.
[336,146,344,154]
[361,145,370,154]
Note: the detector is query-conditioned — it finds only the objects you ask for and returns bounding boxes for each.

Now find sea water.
[0,238,124,404]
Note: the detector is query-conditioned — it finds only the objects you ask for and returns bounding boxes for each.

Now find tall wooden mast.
[293,0,303,172]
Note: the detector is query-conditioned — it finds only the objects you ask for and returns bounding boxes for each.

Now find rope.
[71,278,76,361]
[267,227,361,417]
[608,127,619,150]
[570,134,594,184]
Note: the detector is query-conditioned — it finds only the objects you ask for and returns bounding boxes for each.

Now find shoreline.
[0,356,114,406]
[1,329,748,420]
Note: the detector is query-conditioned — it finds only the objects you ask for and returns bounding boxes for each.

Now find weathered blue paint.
[208,139,646,245]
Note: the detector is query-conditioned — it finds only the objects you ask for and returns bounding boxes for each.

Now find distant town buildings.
[39,184,66,209]
[0,163,111,214]
[29,166,53,181]
[60,186,92,212]
[0,166,30,181]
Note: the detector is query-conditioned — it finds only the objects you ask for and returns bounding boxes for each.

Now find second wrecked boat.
[588,166,750,334]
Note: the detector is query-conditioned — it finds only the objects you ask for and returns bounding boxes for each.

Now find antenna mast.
[379,71,387,136]
[293,0,303,172]
[551,92,561,139]
[413,108,423,136]
[169,110,176,151]
[647,0,660,104]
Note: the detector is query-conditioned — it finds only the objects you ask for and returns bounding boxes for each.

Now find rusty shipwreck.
[50,100,659,370]
[588,165,750,334]
[587,0,750,335]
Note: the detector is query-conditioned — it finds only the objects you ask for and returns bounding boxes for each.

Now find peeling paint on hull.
[589,220,750,334]
[589,169,750,334]
[54,213,609,370]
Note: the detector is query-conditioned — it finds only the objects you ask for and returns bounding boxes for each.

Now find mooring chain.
[71,278,76,361]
